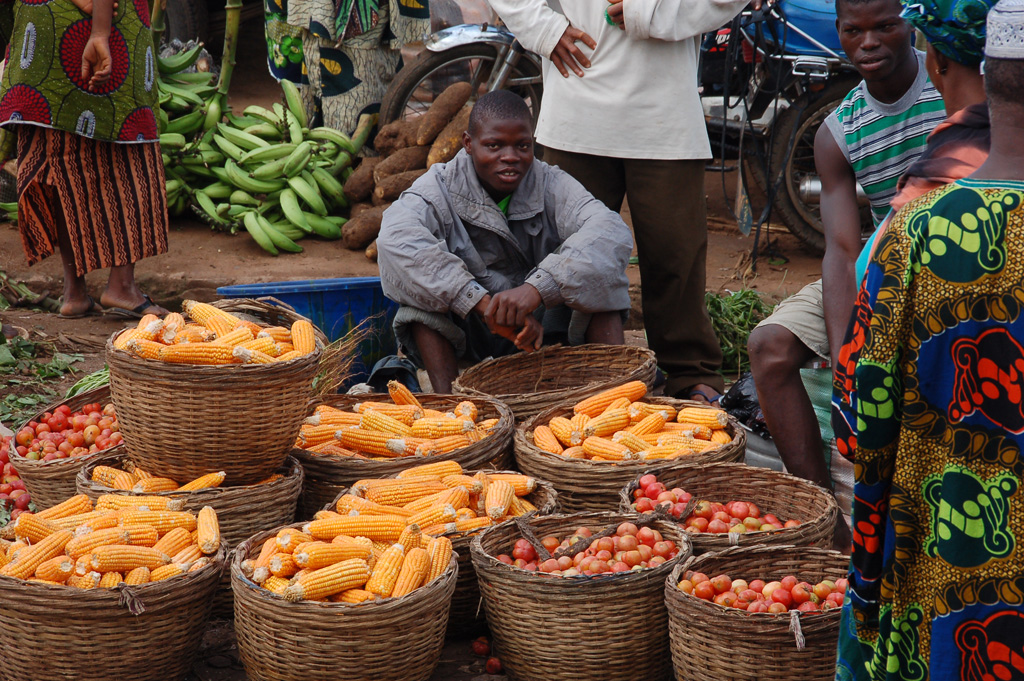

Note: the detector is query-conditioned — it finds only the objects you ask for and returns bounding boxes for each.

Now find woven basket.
[471,512,690,681]
[9,386,117,510]
[514,396,746,512]
[618,462,839,553]
[295,393,514,518]
[0,542,226,681]
[452,344,658,422]
[324,469,559,638]
[666,545,848,680]
[231,523,458,681]
[105,299,324,486]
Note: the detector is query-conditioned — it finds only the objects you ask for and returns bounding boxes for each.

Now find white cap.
[986,0,1024,59]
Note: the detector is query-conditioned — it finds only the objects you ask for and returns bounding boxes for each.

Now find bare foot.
[683,383,722,405]
[59,295,103,318]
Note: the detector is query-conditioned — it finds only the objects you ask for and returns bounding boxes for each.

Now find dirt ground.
[0,18,823,681]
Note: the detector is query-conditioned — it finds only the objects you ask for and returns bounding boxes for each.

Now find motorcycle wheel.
[380,43,544,127]
[747,74,866,254]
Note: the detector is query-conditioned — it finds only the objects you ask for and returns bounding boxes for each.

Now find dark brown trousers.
[541,148,724,396]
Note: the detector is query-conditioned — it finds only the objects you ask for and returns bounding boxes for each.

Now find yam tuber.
[374,169,428,202]
[374,119,420,158]
[373,146,430,185]
[365,240,378,262]
[342,205,390,250]
[427,105,472,168]
[416,82,473,146]
[343,157,381,203]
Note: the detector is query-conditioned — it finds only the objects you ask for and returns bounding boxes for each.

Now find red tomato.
[616,522,639,537]
[784,519,801,528]
[485,657,502,675]
[813,582,832,601]
[731,578,748,592]
[590,560,609,574]
[738,589,759,602]
[523,562,537,572]
[748,601,769,613]
[34,424,51,434]
[729,501,749,519]
[690,572,709,584]
[497,554,513,565]
[693,581,716,600]
[471,637,490,657]
[637,545,652,562]
[686,517,709,532]
[56,405,72,416]
[771,588,793,607]
[634,497,655,513]
[797,601,820,612]
[15,429,33,447]
[541,535,560,553]
[834,578,849,593]
[742,517,762,531]
[746,502,761,518]
[652,541,674,559]
[618,535,639,552]
[648,555,667,567]
[678,579,694,594]
[712,511,731,524]
[622,550,643,567]
[791,585,811,605]
[611,561,630,573]
[768,602,788,614]
[538,559,560,573]
[639,473,658,489]
[763,514,780,525]
[714,591,738,607]
[556,556,573,571]
[707,519,730,534]
[574,526,593,538]
[780,576,798,590]
[644,482,666,499]
[633,488,645,500]
[827,592,845,606]
[710,575,732,594]
[693,501,714,520]
[761,581,781,598]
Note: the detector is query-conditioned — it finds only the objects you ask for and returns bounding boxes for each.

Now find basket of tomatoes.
[470,512,690,681]
[8,386,124,510]
[666,544,848,680]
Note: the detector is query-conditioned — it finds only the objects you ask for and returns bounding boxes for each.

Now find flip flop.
[57,296,105,319]
[686,387,722,407]
[104,294,162,320]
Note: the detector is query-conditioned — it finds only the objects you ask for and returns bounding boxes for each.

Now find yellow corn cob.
[573,381,648,417]
[391,547,430,597]
[315,511,341,522]
[424,536,453,583]
[426,434,472,453]
[270,553,299,578]
[568,413,591,444]
[171,544,202,564]
[628,402,676,424]
[178,471,226,492]
[337,428,403,457]
[66,528,129,559]
[113,329,143,350]
[449,399,478,421]
[532,425,564,454]
[518,497,539,512]
[354,402,423,423]
[360,409,414,436]
[262,575,291,595]
[215,326,255,346]
[331,534,376,558]
[544,417,573,448]
[289,319,317,354]
[6,540,27,560]
[364,481,448,507]
[627,412,668,437]
[37,495,93,521]
[421,409,447,419]
[291,568,313,583]
[275,349,304,362]
[455,507,477,520]
[387,379,424,409]
[612,431,651,453]
[233,319,264,336]
[365,544,405,597]
[91,466,125,486]
[34,555,74,582]
[121,524,160,547]
[487,474,537,497]
[674,436,719,453]
[153,527,193,557]
[352,475,439,493]
[277,342,296,355]
[284,558,371,602]
[13,514,56,543]
[583,408,631,438]
[124,566,151,585]
[304,408,362,428]
[119,510,197,534]
[96,495,184,512]
[677,407,729,428]
[259,326,292,344]
[99,571,124,588]
[294,541,374,569]
[582,436,632,460]
[248,537,278,585]
[334,495,412,518]
[410,418,473,439]
[172,327,208,344]
[131,477,180,494]
[109,470,138,490]
[68,572,102,589]
[403,486,469,515]
[276,529,314,553]
[485,480,515,520]
[1,549,14,570]
[396,524,423,553]
[637,446,686,460]
[306,516,407,543]
[672,424,713,440]
[258,474,284,485]
[183,300,240,327]
[134,317,165,342]
[158,342,237,365]
[333,588,375,604]
[88,545,170,572]
[163,312,186,334]
[151,564,185,581]
[196,507,220,555]
[453,516,492,533]
[299,424,348,448]
[601,396,634,415]
[408,504,457,529]
[237,336,281,357]
[234,346,276,364]
[711,429,732,444]
[205,315,235,338]
[126,338,165,360]
[189,557,210,572]
[397,461,464,480]
[440,474,483,494]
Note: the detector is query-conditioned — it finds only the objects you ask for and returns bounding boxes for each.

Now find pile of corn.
[295,381,495,459]
[0,494,220,588]
[531,381,733,462]
[110,300,317,366]
[89,463,281,493]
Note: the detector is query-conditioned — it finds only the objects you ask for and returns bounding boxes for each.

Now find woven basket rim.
[9,385,115,471]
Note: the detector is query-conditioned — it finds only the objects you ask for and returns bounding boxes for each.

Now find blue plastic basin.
[216,277,399,385]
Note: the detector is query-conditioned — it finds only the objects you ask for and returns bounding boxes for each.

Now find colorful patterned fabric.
[16,126,168,276]
[824,52,947,226]
[901,0,997,66]
[832,178,1024,681]
[0,0,159,144]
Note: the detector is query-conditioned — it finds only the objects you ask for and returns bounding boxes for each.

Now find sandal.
[685,386,722,407]
[104,294,163,319]
[58,295,105,319]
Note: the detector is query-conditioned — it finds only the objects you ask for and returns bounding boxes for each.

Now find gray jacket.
[377,150,633,318]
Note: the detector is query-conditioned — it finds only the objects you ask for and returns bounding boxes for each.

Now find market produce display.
[530,380,733,462]
[629,472,801,533]
[0,436,31,520]
[110,301,317,365]
[348,82,474,261]
[12,401,121,462]
[494,520,682,577]
[0,494,220,588]
[678,570,848,614]
[295,381,495,459]
[88,464,238,494]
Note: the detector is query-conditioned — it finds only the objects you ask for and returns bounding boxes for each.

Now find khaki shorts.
[754,279,829,360]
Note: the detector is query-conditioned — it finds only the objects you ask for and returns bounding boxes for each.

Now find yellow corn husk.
[545,417,574,448]
[262,575,291,595]
[13,513,56,543]
[158,342,237,365]
[487,473,537,496]
[365,544,404,597]
[424,536,453,583]
[332,588,375,604]
[124,566,151,585]
[612,431,651,453]
[410,418,473,439]
[259,326,292,344]
[573,381,648,417]
[177,471,226,492]
[397,461,464,480]
[131,477,180,494]
[91,466,125,486]
[387,380,424,409]
[121,524,160,548]
[440,474,483,494]
[270,552,299,578]
[34,555,74,582]
[276,529,314,553]
[360,409,414,437]
[67,572,102,589]
[561,446,586,459]
[484,480,515,520]
[363,481,448,507]
[109,470,139,490]
[677,406,729,428]
[294,540,374,569]
[583,408,631,438]
[627,412,669,437]
[150,564,185,582]
[37,495,93,521]
[407,504,457,530]
[582,436,632,460]
[99,571,124,588]
[171,544,202,564]
[86,545,170,573]
[290,319,317,355]
[113,329,144,350]
[468,428,488,443]
[119,510,198,534]
[125,338,165,360]
[391,547,430,597]
[305,516,406,543]
[237,336,281,357]
[284,558,371,602]
[153,527,193,557]
[197,507,220,555]
[532,425,564,454]
[354,402,422,423]
[215,326,255,347]
[65,528,130,559]
[334,495,412,518]
[711,429,732,444]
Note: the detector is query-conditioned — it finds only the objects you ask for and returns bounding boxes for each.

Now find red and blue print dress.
[832,178,1024,681]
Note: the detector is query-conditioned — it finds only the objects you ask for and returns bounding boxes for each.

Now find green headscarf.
[901,0,998,66]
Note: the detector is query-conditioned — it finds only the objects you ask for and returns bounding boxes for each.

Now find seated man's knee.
[748,325,809,375]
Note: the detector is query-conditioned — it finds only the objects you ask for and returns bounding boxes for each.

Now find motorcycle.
[379,0,865,253]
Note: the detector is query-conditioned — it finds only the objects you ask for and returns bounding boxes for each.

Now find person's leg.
[101,263,168,316]
[585,311,624,345]
[538,147,627,212]
[52,202,92,317]
[623,158,723,399]
[410,322,460,393]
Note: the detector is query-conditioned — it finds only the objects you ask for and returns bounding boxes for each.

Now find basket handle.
[115,583,147,615]
[252,296,300,314]
[789,610,805,650]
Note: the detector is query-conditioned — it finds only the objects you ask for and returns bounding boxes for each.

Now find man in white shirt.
[486,0,752,402]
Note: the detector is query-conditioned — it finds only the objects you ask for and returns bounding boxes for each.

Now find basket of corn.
[618,463,840,553]
[452,343,658,423]
[470,512,690,681]
[105,299,326,485]
[0,494,226,681]
[666,545,848,680]
[8,386,120,510]
[231,520,458,681]
[514,382,746,512]
[324,461,558,637]
[292,382,514,518]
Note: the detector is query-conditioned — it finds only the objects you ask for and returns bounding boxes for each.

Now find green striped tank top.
[824,51,946,226]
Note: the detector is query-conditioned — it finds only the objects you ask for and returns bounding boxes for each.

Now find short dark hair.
[835,0,900,18]
[467,91,533,136]
[985,57,1024,115]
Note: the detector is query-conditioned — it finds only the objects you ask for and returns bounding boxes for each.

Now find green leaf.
[0,345,16,366]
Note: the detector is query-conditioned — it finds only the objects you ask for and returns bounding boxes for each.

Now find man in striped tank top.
[747,0,945,551]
